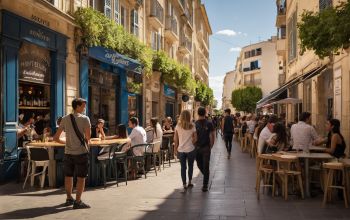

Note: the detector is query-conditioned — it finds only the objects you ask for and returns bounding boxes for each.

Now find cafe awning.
[256,65,327,109]
[88,46,143,74]
[274,98,302,105]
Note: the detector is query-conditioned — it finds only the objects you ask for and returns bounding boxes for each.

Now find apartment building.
[221,71,235,112]
[235,38,279,97]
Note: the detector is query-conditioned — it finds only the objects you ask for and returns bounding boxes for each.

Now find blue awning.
[88,46,143,74]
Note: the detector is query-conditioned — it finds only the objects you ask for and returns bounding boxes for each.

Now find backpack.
[195,119,213,148]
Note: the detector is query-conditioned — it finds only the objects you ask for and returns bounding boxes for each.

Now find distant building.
[222,71,235,112]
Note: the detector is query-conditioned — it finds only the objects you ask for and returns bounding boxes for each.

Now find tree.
[298,1,350,58]
[231,86,262,113]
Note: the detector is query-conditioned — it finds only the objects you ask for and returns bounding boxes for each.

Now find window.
[131,9,139,36]
[46,0,54,4]
[256,48,262,55]
[151,31,162,51]
[244,51,251,59]
[121,6,127,28]
[319,0,332,11]
[250,60,261,71]
[114,0,120,23]
[288,12,297,62]
[104,0,112,18]
[251,49,256,57]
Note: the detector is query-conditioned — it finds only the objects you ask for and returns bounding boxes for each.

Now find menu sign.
[19,43,51,84]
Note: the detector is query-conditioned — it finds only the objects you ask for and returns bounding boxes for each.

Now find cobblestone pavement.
[1,137,350,220]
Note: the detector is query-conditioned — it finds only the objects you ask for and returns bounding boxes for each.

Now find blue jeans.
[178,149,196,185]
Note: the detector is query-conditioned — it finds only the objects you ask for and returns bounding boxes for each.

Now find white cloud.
[216,29,237,37]
[209,75,226,109]
[229,47,242,52]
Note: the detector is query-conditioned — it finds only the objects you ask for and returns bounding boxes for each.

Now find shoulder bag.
[70,114,89,153]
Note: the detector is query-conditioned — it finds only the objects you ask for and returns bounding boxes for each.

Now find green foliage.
[74,7,196,90]
[195,81,214,107]
[127,82,142,94]
[231,86,262,113]
[153,51,196,94]
[298,1,350,58]
[74,7,152,75]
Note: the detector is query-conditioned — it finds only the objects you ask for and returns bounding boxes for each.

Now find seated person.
[162,117,173,132]
[266,122,289,153]
[17,112,36,147]
[128,117,147,156]
[91,119,107,140]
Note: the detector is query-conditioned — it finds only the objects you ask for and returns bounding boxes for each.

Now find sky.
[202,0,277,109]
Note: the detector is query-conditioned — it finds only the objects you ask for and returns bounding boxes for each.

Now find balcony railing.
[165,16,178,36]
[244,79,261,86]
[183,6,193,27]
[180,36,192,52]
[150,0,164,23]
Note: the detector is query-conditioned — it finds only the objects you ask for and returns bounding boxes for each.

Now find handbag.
[70,114,89,153]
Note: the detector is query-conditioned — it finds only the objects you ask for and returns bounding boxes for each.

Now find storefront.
[0,10,67,181]
[79,46,143,133]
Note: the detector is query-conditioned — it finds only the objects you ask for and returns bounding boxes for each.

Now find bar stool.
[274,154,304,200]
[322,162,348,208]
[256,154,276,200]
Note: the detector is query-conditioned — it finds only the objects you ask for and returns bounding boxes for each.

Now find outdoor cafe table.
[280,151,334,197]
[28,138,128,187]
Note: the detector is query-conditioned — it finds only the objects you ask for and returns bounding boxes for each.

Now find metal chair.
[161,135,173,169]
[112,143,129,186]
[146,141,162,174]
[130,144,150,179]
[23,146,49,189]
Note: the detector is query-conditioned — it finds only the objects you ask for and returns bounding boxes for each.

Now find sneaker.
[64,198,75,206]
[227,155,231,159]
[73,200,91,209]
[202,185,208,192]
[180,185,187,193]
[187,183,194,188]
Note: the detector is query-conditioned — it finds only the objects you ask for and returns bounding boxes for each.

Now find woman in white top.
[174,110,197,191]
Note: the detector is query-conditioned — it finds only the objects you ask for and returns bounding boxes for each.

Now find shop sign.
[89,47,142,74]
[19,43,51,84]
[164,85,175,98]
[31,15,50,27]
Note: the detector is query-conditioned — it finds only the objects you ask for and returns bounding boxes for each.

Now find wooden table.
[309,146,326,152]
[281,151,334,197]
[27,138,128,187]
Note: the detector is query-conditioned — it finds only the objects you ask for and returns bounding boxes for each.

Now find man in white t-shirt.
[257,115,278,154]
[128,117,147,156]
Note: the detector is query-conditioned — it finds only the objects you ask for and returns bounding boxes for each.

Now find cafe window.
[88,66,119,135]
[18,43,52,135]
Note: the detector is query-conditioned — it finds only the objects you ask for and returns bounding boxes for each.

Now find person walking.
[53,98,91,209]
[195,107,215,192]
[221,109,234,159]
[174,110,197,192]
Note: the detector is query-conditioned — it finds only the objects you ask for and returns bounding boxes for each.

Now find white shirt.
[175,125,196,153]
[246,120,256,134]
[290,121,319,151]
[257,126,272,154]
[129,126,147,156]
[153,123,163,143]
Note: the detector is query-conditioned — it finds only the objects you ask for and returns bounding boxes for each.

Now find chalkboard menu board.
[19,43,51,84]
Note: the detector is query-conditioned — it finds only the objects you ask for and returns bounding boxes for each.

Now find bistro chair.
[274,154,304,200]
[161,135,172,169]
[146,141,162,174]
[130,144,150,179]
[112,143,129,187]
[250,139,258,158]
[23,146,49,189]
[322,162,348,208]
[256,154,277,200]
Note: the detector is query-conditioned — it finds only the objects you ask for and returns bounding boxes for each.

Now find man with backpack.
[195,107,215,192]
[222,109,234,159]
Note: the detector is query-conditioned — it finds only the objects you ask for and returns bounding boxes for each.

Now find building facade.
[0,0,211,181]
[221,70,235,112]
[234,38,280,97]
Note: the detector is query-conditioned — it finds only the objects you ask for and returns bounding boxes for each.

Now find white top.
[257,126,272,154]
[175,125,196,153]
[129,126,147,156]
[290,121,319,151]
[153,123,163,143]
[246,120,256,134]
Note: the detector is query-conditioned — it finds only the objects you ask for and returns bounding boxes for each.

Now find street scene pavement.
[1,137,350,220]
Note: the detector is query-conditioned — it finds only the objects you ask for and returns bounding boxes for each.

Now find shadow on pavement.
[0,204,71,219]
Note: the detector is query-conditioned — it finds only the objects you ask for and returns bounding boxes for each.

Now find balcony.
[181,7,193,29]
[179,36,192,54]
[149,0,164,28]
[276,38,286,56]
[244,79,262,86]
[165,16,178,42]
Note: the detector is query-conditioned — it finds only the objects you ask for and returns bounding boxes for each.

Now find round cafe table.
[28,138,128,187]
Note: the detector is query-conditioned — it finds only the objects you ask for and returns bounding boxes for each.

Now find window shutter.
[157,33,161,50]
